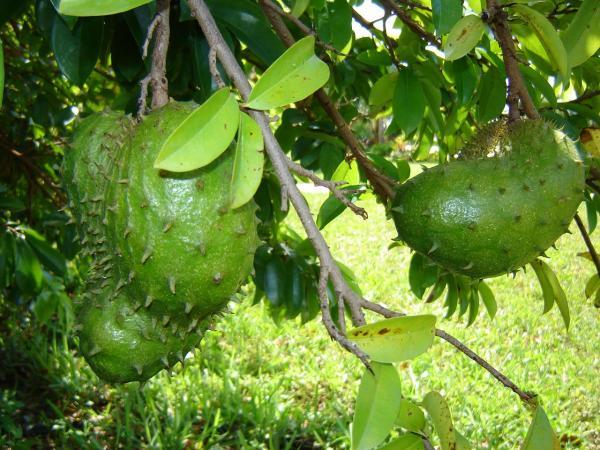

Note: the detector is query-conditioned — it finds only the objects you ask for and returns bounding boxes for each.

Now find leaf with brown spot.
[348,315,436,363]
[444,15,486,61]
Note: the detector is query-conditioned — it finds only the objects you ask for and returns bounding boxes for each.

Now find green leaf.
[432,0,462,36]
[246,36,330,110]
[379,434,424,450]
[15,239,43,296]
[444,276,459,318]
[477,281,497,319]
[0,41,3,107]
[291,0,310,17]
[316,185,362,229]
[421,391,457,450]
[408,253,438,299]
[519,64,557,107]
[55,0,152,16]
[477,67,506,122]
[530,259,555,314]
[521,404,560,450]
[456,431,473,450]
[560,0,600,68]
[331,159,359,186]
[51,16,103,86]
[24,229,67,276]
[397,399,426,432]
[513,5,569,81]
[230,113,264,209]
[467,285,480,326]
[584,274,600,298]
[393,68,426,136]
[317,0,353,52]
[444,15,486,61]
[348,315,436,363]
[397,160,411,183]
[451,58,479,106]
[352,363,402,450]
[538,260,570,329]
[154,88,240,172]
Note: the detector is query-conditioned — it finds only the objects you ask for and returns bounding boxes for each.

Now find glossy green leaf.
[352,363,402,450]
[246,36,329,110]
[24,229,67,276]
[467,285,480,326]
[0,41,4,107]
[56,0,152,16]
[408,253,438,299]
[477,281,497,319]
[432,0,462,36]
[318,0,353,52]
[530,259,555,314]
[348,315,436,363]
[521,404,560,450]
[291,0,310,17]
[230,113,264,209]
[477,67,505,122]
[379,434,424,450]
[444,276,459,318]
[331,159,359,186]
[369,73,398,105]
[450,58,479,107]
[560,0,600,68]
[393,69,426,136]
[15,239,43,296]
[519,64,557,107]
[397,399,426,432]
[316,185,362,230]
[513,5,569,81]
[51,16,103,86]
[421,391,457,450]
[444,15,485,61]
[584,274,600,298]
[538,260,570,329]
[154,88,240,172]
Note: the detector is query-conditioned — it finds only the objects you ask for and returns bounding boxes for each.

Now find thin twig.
[259,0,342,55]
[208,47,225,89]
[187,0,367,339]
[138,0,171,117]
[318,267,370,366]
[379,0,441,48]
[435,329,535,403]
[187,0,533,405]
[486,0,539,122]
[359,300,534,403]
[258,2,396,203]
[574,213,600,278]
[286,158,368,220]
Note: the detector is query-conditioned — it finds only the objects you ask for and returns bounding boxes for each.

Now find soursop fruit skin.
[64,102,260,383]
[392,120,585,279]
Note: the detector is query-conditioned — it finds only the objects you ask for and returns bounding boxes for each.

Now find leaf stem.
[574,213,600,277]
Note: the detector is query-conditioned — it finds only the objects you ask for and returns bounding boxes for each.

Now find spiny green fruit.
[392,120,585,279]
[64,102,260,383]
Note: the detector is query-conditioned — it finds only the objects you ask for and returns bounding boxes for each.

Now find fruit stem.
[485,0,540,122]
[574,213,600,278]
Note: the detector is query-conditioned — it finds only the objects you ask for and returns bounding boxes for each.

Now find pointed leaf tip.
[154,88,240,172]
[230,113,264,209]
[245,36,330,110]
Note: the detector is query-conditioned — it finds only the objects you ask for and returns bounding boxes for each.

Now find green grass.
[1,192,599,449]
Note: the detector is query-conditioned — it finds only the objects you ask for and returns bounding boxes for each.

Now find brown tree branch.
[187,0,534,405]
[485,0,539,122]
[187,0,367,349]
[285,158,368,220]
[258,0,396,203]
[574,213,600,278]
[138,0,171,116]
[379,0,441,48]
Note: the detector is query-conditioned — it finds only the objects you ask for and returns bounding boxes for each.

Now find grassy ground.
[1,191,599,449]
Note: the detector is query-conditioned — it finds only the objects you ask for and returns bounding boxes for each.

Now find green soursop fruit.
[64,102,260,383]
[392,120,585,279]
